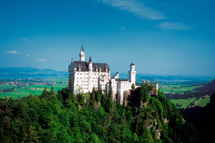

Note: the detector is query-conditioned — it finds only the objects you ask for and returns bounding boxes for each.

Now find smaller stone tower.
[129,63,136,86]
[88,56,93,92]
[88,56,93,71]
[79,45,85,61]
[155,81,158,95]
[115,72,119,79]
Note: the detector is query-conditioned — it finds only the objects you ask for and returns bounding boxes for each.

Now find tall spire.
[89,56,92,63]
[81,45,84,52]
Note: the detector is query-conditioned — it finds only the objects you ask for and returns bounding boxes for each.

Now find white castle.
[68,46,138,104]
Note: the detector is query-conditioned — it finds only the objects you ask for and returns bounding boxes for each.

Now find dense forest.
[182,93,215,143]
[0,84,199,143]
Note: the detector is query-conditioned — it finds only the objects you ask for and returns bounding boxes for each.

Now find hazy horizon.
[1,66,215,78]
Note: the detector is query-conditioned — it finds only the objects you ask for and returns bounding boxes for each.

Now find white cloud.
[35,58,46,62]
[22,38,34,43]
[6,50,21,54]
[100,0,165,20]
[27,54,30,56]
[157,22,191,30]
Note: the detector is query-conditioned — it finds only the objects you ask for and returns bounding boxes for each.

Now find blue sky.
[0,0,214,76]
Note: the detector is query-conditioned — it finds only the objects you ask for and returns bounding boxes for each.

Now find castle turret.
[89,56,93,71]
[129,63,136,86]
[88,56,93,92]
[155,81,158,95]
[115,72,119,79]
[79,45,85,61]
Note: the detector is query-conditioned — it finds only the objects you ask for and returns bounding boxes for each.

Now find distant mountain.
[0,67,68,79]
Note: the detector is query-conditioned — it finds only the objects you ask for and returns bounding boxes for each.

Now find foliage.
[0,85,200,143]
[182,93,215,143]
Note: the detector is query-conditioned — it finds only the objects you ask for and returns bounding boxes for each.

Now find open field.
[0,78,68,99]
[0,84,68,99]
[170,96,210,109]
[198,96,210,107]
[159,82,202,93]
[170,98,195,109]
[159,82,211,109]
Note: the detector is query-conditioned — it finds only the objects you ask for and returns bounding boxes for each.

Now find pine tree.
[40,87,48,98]
[108,87,113,112]
[91,88,96,105]
[69,76,74,94]
[51,86,54,95]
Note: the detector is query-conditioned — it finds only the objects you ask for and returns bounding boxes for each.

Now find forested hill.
[0,85,199,143]
[182,93,215,143]
[194,79,215,96]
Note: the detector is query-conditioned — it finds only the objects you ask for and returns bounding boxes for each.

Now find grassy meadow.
[197,96,210,107]
[0,78,68,99]
[158,82,210,109]
[159,82,201,93]
[170,96,210,109]
[170,98,195,109]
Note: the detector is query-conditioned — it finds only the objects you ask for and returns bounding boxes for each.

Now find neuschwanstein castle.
[68,46,139,104]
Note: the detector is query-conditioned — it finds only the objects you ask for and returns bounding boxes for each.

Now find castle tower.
[88,56,93,92]
[115,72,119,79]
[155,81,158,95]
[88,56,93,71]
[129,63,136,86]
[79,45,85,61]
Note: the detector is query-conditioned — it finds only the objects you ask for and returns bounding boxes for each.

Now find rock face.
[155,129,161,139]
[164,118,169,124]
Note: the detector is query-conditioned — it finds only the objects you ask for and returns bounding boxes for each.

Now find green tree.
[40,87,48,98]
[131,84,135,90]
[143,129,154,143]
[133,133,139,143]
[91,88,96,105]
[107,87,113,112]
[89,133,101,143]
[69,76,74,94]
[97,92,101,105]
[50,86,54,95]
